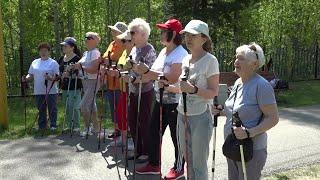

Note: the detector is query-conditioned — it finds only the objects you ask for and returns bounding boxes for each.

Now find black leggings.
[148,102,185,169]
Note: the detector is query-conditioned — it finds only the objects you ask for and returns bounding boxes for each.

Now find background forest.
[2,0,320,95]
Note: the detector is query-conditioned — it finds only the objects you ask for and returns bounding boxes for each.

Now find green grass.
[263,163,320,180]
[0,95,113,140]
[277,80,320,107]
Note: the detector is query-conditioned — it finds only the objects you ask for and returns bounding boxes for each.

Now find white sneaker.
[50,127,57,131]
[108,136,123,147]
[80,127,93,137]
[73,128,80,132]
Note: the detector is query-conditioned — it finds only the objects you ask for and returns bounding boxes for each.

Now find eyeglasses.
[130,31,136,35]
[121,39,131,43]
[249,45,259,60]
[85,36,94,40]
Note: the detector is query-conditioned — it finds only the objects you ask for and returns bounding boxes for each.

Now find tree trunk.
[0,4,9,131]
[18,0,27,96]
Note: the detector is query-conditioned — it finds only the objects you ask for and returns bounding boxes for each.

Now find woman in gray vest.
[212,43,279,180]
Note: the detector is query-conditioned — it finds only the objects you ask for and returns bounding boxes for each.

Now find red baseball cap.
[156,19,183,33]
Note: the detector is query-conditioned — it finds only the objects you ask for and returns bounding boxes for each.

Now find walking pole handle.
[213,96,218,127]
[159,75,166,106]
[181,67,189,113]
[44,73,48,87]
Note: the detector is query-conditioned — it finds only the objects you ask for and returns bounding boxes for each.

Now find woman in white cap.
[135,18,187,180]
[102,22,127,139]
[177,20,220,180]
[73,32,101,136]
[58,37,82,133]
[212,43,279,180]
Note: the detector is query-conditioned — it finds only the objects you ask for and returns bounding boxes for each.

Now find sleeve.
[206,55,220,78]
[144,48,157,68]
[53,61,60,75]
[102,42,113,59]
[28,61,35,75]
[91,49,101,61]
[257,80,276,106]
[171,47,188,64]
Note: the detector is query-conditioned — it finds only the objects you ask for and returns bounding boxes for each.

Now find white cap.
[116,30,131,40]
[180,20,210,39]
[108,22,128,33]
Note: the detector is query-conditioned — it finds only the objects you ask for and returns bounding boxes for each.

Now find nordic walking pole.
[22,77,28,133]
[62,69,72,134]
[133,57,144,180]
[86,62,102,140]
[158,75,166,180]
[212,96,219,180]
[98,70,104,149]
[234,114,247,180]
[181,67,191,180]
[70,70,78,137]
[122,71,130,176]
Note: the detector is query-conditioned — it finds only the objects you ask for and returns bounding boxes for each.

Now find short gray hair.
[128,18,151,40]
[236,42,265,68]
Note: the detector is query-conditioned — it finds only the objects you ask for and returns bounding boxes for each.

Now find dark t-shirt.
[58,55,83,90]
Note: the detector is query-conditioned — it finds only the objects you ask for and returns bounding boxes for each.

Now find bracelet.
[245,128,251,138]
[189,85,198,94]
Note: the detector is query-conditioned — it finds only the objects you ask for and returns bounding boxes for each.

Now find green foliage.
[2,0,320,95]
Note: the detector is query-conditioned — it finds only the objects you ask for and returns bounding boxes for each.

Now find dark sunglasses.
[121,39,131,43]
[85,36,94,40]
[249,45,259,60]
[130,31,136,35]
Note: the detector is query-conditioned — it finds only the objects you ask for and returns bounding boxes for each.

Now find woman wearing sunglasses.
[73,32,101,137]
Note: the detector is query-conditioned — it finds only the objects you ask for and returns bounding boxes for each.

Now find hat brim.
[116,33,131,40]
[180,29,200,35]
[156,24,169,30]
[108,25,122,33]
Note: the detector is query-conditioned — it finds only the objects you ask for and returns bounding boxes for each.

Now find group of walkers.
[22,17,279,180]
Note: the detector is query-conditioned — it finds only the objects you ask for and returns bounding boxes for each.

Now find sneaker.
[135,163,160,175]
[80,127,93,137]
[108,130,121,138]
[50,127,57,131]
[164,168,184,180]
[108,136,123,147]
[136,155,149,164]
[73,128,80,132]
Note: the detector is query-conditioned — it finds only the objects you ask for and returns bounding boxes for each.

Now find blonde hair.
[128,18,151,40]
[236,42,265,68]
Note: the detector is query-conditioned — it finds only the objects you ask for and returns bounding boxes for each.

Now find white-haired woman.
[73,32,101,137]
[212,43,279,179]
[123,18,157,162]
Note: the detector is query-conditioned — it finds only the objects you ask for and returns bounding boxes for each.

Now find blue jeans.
[104,89,120,123]
[35,94,58,129]
[177,109,213,180]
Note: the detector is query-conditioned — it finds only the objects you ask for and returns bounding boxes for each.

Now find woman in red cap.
[135,19,188,180]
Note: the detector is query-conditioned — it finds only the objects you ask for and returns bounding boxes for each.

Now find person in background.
[22,42,60,131]
[73,32,101,137]
[102,22,127,139]
[58,37,82,133]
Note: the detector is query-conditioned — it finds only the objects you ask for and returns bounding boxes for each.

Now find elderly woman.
[178,20,220,180]
[123,18,157,162]
[73,32,101,137]
[135,19,187,180]
[22,42,60,131]
[102,22,127,139]
[107,30,135,146]
[212,43,279,180]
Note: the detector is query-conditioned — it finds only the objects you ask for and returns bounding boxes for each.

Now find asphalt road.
[0,105,319,180]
